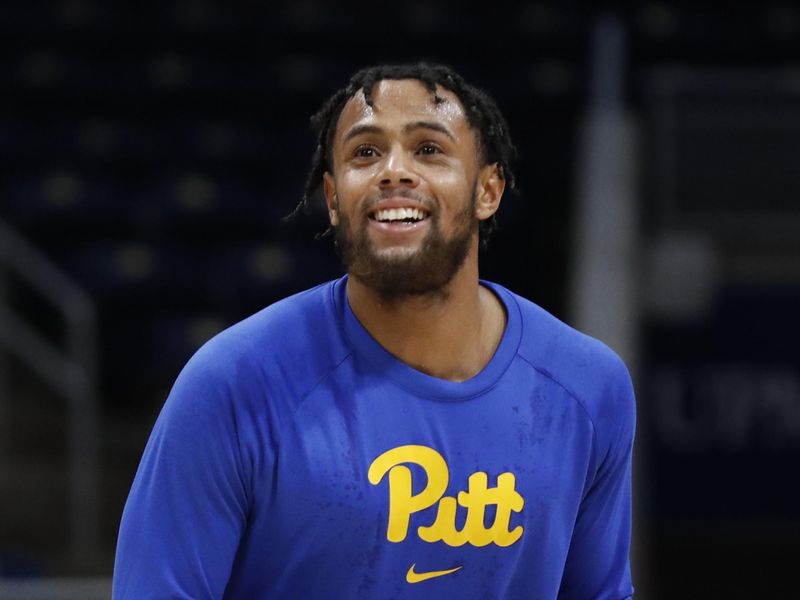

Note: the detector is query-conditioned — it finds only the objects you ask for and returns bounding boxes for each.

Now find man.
[113,63,635,599]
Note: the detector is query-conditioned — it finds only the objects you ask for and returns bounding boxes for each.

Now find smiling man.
[113,63,636,600]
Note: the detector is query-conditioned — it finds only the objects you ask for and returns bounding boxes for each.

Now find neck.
[346,247,506,382]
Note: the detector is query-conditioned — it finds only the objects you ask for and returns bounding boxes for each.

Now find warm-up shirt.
[113,276,636,599]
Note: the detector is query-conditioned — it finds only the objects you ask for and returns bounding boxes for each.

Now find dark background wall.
[1,1,799,598]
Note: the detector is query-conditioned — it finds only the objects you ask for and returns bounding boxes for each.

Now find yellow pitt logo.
[368,445,524,547]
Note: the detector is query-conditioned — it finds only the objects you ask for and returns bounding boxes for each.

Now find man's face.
[324,79,489,299]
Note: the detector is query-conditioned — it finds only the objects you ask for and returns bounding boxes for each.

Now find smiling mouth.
[369,207,430,224]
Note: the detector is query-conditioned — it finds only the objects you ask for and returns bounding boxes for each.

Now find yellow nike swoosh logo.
[406,562,463,583]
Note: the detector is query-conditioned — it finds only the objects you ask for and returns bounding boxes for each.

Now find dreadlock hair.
[292,62,517,249]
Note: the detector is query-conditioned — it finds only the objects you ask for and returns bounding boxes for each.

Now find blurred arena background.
[1,1,799,598]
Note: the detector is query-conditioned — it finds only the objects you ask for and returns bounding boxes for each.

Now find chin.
[374,245,422,261]
[335,209,475,300]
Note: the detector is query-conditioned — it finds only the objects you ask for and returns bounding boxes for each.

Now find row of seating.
[6,176,306,223]
[1,1,590,39]
[4,1,798,42]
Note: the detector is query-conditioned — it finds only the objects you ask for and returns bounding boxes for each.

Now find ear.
[322,172,339,226]
[474,163,506,221]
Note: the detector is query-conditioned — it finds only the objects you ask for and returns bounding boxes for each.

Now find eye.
[418,143,442,156]
[353,145,379,158]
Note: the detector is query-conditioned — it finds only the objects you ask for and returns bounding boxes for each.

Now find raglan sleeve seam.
[517,352,601,479]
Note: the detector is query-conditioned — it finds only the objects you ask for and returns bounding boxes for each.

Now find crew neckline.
[331,275,522,401]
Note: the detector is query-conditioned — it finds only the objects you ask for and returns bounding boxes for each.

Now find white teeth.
[374,207,428,222]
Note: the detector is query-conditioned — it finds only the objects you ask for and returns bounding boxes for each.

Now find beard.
[334,191,478,301]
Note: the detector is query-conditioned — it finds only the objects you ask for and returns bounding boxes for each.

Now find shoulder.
[492,283,635,449]
[514,291,631,401]
[177,278,352,403]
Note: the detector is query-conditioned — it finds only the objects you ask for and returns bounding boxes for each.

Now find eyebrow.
[403,120,456,142]
[341,120,457,144]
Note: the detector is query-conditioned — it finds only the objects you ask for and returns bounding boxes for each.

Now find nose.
[378,146,419,188]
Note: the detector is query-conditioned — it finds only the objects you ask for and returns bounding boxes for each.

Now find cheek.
[429,171,474,208]
[336,170,374,205]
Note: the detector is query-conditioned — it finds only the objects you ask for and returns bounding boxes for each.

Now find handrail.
[0,217,100,569]
[570,14,648,596]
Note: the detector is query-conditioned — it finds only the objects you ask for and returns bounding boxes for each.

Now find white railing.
[0,218,100,569]
[570,15,649,598]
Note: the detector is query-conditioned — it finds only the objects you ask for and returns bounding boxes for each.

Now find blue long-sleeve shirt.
[113,276,635,599]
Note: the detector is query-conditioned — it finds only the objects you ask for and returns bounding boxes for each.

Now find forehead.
[334,79,472,144]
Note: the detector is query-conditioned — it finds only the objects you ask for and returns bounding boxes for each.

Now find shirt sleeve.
[557,357,636,600]
[112,340,252,600]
